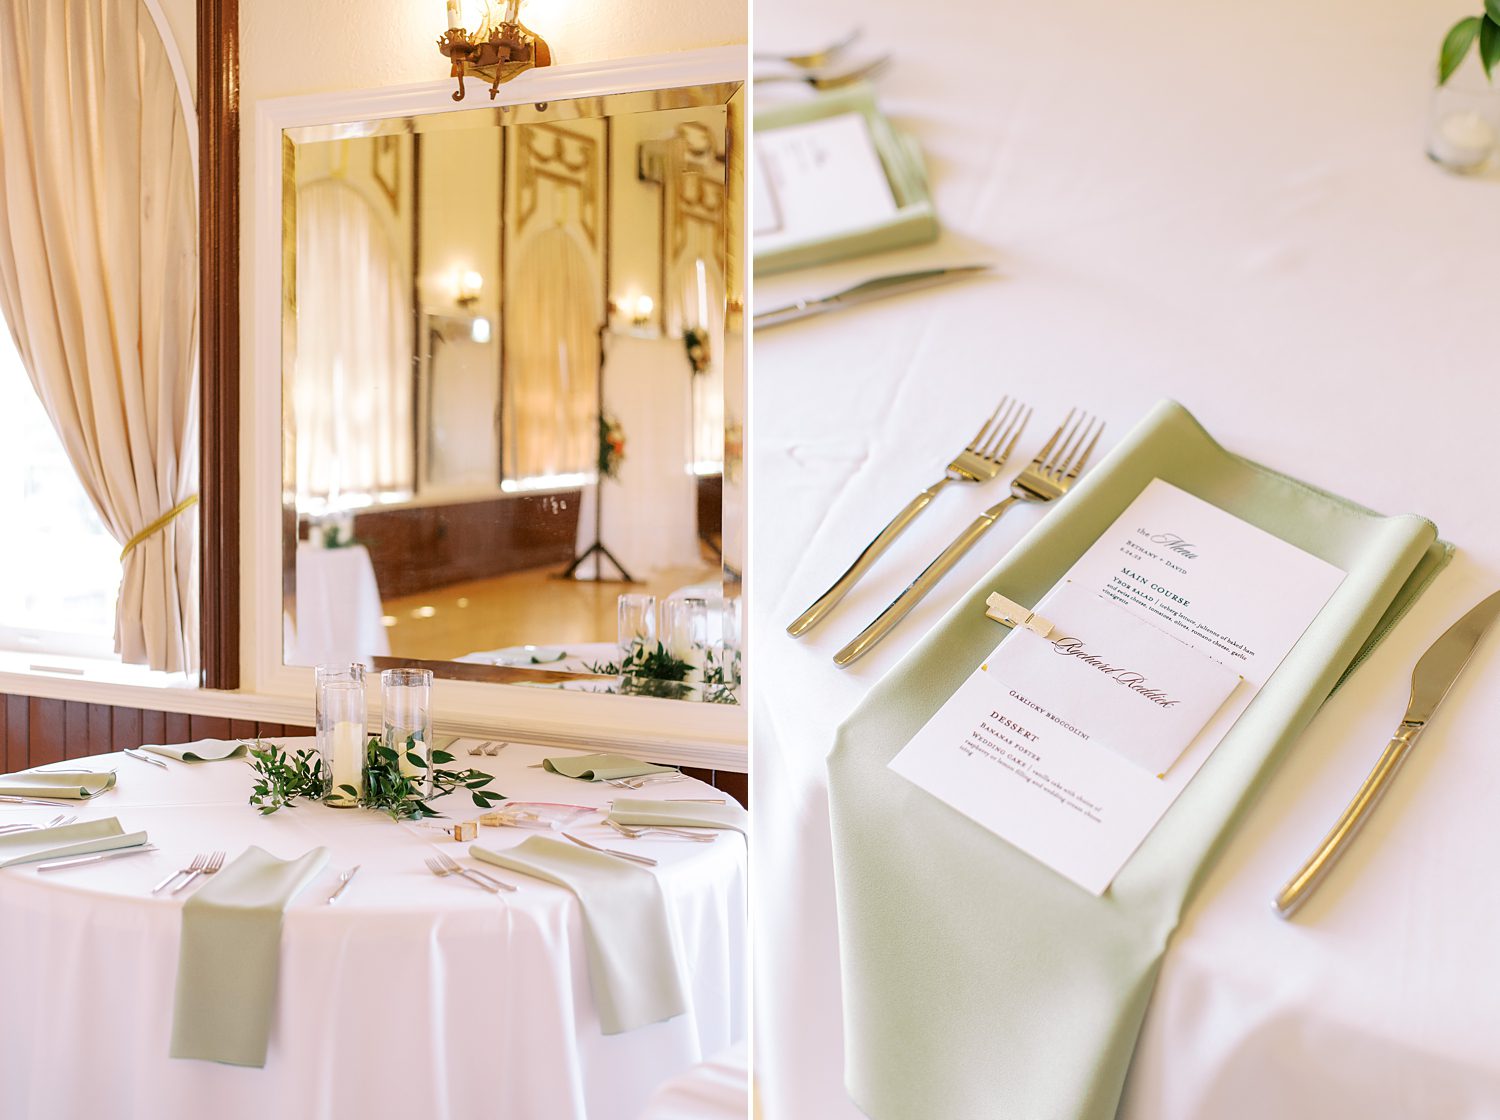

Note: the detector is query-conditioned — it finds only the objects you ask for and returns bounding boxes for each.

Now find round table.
[0,739,746,1120]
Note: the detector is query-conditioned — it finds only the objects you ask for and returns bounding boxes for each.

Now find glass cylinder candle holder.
[662,596,709,683]
[316,664,366,807]
[382,667,434,799]
[617,593,658,661]
[719,595,743,688]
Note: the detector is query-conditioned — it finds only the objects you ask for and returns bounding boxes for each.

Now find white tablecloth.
[639,1041,749,1120]
[0,740,746,1120]
[289,542,391,666]
[752,0,1500,1117]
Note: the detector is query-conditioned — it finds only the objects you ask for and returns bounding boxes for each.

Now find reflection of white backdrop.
[505,224,600,482]
[287,543,390,666]
[666,224,725,472]
[294,181,412,504]
[580,333,699,575]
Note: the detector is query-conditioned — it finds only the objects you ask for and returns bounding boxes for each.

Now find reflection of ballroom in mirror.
[281,94,736,678]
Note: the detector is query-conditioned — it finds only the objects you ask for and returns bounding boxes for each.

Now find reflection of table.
[753,0,1500,1116]
[290,543,390,666]
[0,740,746,1120]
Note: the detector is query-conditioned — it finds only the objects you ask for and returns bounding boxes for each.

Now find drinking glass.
[617,593,657,661]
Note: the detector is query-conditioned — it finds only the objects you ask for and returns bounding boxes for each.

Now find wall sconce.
[438,0,552,103]
[628,294,654,328]
[453,269,484,308]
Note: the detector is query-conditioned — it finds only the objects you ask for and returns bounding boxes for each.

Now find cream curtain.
[0,0,199,673]
[293,179,413,504]
[504,225,600,482]
[665,226,726,470]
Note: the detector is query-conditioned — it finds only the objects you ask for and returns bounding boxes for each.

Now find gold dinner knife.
[1274,588,1500,918]
[752,265,990,330]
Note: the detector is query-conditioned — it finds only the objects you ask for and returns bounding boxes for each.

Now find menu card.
[753,112,897,245]
[890,479,1346,893]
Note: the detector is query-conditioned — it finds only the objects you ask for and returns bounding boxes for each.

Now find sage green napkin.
[608,798,748,834]
[0,818,146,867]
[471,835,687,1034]
[170,845,330,1067]
[828,399,1451,1120]
[142,740,247,762]
[0,770,116,799]
[542,754,677,782]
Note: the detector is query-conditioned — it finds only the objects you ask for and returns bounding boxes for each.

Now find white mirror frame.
[247,46,746,770]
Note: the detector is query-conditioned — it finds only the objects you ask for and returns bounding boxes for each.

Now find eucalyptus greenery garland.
[247,737,506,820]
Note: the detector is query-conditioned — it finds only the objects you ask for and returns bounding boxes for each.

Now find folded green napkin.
[0,818,147,867]
[142,740,247,762]
[829,399,1450,1120]
[608,799,748,834]
[471,836,687,1034]
[0,770,117,799]
[542,754,677,782]
[170,845,330,1067]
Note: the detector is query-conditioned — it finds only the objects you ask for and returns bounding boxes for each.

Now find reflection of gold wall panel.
[516,123,601,249]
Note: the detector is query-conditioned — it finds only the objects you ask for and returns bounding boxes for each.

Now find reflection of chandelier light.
[454,269,483,307]
[437,0,552,103]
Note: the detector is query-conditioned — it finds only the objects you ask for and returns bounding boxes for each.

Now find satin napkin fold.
[0,818,147,867]
[608,799,748,834]
[471,835,687,1034]
[542,754,677,782]
[0,770,117,799]
[170,845,330,1067]
[828,399,1451,1120]
[142,740,247,762]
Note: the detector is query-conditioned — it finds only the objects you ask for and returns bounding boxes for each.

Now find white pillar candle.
[399,736,428,780]
[329,720,365,806]
[1429,110,1495,172]
[446,0,463,30]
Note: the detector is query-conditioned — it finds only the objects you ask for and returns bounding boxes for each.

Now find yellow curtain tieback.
[120,495,199,560]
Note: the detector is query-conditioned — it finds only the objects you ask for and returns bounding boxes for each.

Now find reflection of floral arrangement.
[598,413,626,480]
[683,326,711,375]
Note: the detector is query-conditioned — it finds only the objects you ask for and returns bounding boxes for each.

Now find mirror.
[280,83,744,703]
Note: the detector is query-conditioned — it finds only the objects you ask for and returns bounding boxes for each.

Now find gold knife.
[1274,588,1500,918]
[752,265,990,330]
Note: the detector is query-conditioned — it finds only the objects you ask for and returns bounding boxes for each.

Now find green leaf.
[405,751,429,770]
[338,784,359,796]
[430,750,455,764]
[1482,16,1500,78]
[1440,16,1482,84]
[1489,0,1500,26]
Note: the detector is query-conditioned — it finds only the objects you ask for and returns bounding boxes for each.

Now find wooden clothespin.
[984,592,1055,638]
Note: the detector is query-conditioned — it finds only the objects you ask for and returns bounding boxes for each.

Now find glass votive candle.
[1426,82,1500,174]
[618,593,658,658]
[381,667,433,799]
[719,595,743,687]
[662,596,709,682]
[316,664,366,807]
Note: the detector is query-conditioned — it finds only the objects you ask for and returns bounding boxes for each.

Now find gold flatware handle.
[835,497,1018,667]
[788,481,950,637]
[1273,731,1418,918]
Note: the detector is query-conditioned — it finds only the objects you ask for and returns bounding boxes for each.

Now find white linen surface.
[290,542,391,666]
[752,0,1500,1117]
[0,739,745,1120]
[638,1041,748,1120]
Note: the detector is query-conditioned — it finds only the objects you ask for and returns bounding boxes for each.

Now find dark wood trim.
[198,0,241,688]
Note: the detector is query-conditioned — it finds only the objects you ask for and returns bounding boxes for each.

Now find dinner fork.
[834,409,1105,667]
[484,741,508,757]
[467,740,494,756]
[789,398,1032,637]
[604,773,687,790]
[606,820,716,843]
[433,850,516,892]
[754,28,861,68]
[173,849,225,894]
[755,56,891,90]
[153,851,208,895]
[0,814,76,835]
[425,856,501,894]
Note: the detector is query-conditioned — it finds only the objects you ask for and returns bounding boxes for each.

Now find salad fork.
[153,851,208,895]
[467,740,494,756]
[0,813,76,835]
[835,409,1105,667]
[605,773,687,790]
[173,849,225,894]
[606,820,716,843]
[789,398,1032,637]
[426,856,501,893]
[433,850,516,891]
[755,28,861,68]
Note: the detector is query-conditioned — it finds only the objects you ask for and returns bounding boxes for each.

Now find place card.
[890,479,1346,893]
[753,112,897,245]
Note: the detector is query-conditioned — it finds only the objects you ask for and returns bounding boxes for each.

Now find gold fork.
[834,409,1105,667]
[754,28,862,68]
[789,398,1032,637]
[755,56,891,91]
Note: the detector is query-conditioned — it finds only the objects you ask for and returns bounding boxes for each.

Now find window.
[0,333,121,659]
